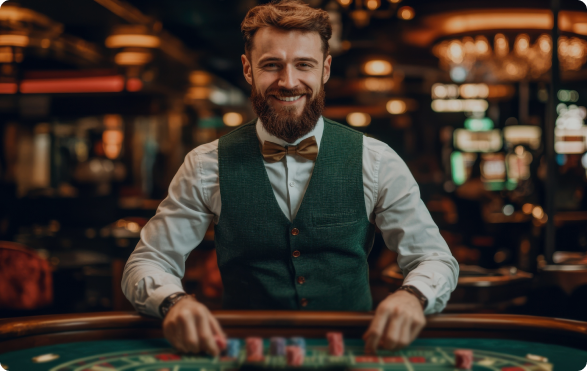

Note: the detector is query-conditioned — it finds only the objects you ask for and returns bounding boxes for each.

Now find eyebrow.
[258,56,319,65]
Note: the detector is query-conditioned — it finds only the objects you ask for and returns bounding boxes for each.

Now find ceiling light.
[366,0,380,10]
[443,12,551,35]
[0,34,29,47]
[347,112,371,127]
[106,34,160,49]
[188,87,210,100]
[363,60,392,76]
[115,51,152,66]
[190,71,212,86]
[386,100,406,114]
[574,23,587,36]
[398,6,415,20]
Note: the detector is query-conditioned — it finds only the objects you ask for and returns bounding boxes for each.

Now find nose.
[277,64,299,90]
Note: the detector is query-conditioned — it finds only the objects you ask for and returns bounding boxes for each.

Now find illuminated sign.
[506,147,533,181]
[557,89,579,103]
[454,129,502,152]
[432,99,488,112]
[464,117,494,131]
[431,83,513,99]
[450,151,477,185]
[555,104,586,154]
[503,126,542,150]
[481,153,506,182]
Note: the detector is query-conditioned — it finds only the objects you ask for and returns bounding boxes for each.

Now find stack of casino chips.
[326,332,344,356]
[286,345,305,366]
[289,337,306,352]
[454,349,473,370]
[269,337,286,356]
[246,337,264,362]
[225,339,240,358]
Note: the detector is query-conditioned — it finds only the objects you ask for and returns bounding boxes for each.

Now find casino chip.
[246,337,264,362]
[327,332,345,356]
[226,338,241,358]
[286,345,305,366]
[32,353,60,363]
[270,337,286,356]
[454,349,473,370]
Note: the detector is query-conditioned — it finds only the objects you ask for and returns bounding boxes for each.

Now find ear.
[322,55,332,84]
[242,54,253,85]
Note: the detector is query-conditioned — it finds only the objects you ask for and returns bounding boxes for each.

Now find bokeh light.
[346,112,371,127]
[223,112,243,127]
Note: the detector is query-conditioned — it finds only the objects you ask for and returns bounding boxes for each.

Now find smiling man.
[122,0,458,358]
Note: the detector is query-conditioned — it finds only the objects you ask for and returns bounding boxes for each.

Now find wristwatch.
[396,285,428,310]
[159,292,190,318]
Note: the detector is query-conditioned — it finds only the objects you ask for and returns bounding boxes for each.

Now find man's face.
[242,27,332,142]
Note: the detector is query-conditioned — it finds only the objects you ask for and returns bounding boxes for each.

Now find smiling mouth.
[274,95,303,102]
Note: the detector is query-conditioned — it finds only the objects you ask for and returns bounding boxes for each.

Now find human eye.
[298,62,313,69]
[263,63,280,70]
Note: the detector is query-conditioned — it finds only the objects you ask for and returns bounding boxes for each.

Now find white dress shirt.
[122,116,459,318]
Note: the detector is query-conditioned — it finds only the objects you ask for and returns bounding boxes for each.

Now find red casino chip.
[454,349,473,370]
[286,346,305,366]
[326,332,344,356]
[245,337,264,361]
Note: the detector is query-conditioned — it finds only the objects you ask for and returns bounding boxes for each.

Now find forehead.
[250,27,322,61]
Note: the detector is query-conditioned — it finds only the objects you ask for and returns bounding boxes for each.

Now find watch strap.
[396,285,428,310]
[159,292,189,318]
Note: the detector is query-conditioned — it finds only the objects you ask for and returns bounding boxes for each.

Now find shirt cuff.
[145,283,186,319]
[401,279,436,315]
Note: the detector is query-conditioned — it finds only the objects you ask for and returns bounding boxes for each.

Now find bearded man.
[122,0,458,357]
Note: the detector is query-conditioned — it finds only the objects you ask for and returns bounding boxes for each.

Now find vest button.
[292,250,301,258]
[297,276,305,284]
[291,228,300,236]
[300,298,308,307]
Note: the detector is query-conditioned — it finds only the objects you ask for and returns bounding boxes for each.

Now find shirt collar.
[256,116,324,152]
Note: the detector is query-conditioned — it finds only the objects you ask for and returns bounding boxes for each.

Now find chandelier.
[433,33,587,82]
[334,0,414,28]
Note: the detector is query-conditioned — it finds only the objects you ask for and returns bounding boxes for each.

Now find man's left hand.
[363,290,427,353]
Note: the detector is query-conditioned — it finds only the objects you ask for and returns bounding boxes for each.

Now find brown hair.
[241,0,332,58]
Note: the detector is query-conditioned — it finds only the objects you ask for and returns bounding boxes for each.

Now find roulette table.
[1,311,586,370]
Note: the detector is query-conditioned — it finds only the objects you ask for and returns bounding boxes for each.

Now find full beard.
[250,80,325,143]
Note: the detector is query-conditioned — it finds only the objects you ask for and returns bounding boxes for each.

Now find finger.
[363,312,389,354]
[197,313,219,356]
[182,314,200,354]
[409,317,426,343]
[208,312,226,338]
[381,314,403,351]
[208,313,227,351]
[396,319,412,350]
[165,324,187,354]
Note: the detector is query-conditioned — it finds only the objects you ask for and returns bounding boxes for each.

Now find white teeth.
[276,95,302,102]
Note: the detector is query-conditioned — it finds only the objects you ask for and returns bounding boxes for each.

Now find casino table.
[1,311,586,370]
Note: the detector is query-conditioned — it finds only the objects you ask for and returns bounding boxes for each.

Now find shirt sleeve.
[370,141,459,315]
[122,148,216,318]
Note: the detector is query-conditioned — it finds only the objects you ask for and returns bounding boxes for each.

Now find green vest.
[215,118,376,310]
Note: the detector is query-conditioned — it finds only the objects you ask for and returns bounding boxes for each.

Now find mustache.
[265,88,312,97]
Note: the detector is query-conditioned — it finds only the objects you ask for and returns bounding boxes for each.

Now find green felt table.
[1,337,586,370]
[1,312,587,371]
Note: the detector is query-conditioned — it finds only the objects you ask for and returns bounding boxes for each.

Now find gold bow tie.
[261,136,318,163]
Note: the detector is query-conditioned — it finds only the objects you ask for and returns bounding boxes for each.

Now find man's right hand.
[162,296,226,356]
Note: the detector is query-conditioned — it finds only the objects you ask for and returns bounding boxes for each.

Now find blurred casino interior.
[1,0,587,320]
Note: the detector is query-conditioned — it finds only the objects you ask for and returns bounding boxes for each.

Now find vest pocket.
[312,212,359,229]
